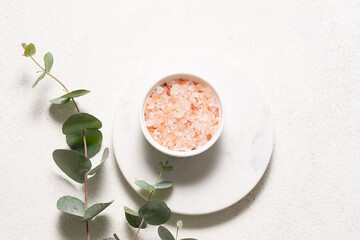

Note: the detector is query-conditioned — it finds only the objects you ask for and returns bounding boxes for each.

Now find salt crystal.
[156,86,164,94]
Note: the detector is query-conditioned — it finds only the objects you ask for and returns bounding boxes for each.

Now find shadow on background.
[169,157,273,229]
[142,135,222,186]
[57,214,110,239]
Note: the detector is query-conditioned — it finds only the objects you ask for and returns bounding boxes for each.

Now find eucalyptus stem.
[133,217,145,240]
[147,169,164,201]
[29,54,89,240]
[175,227,179,240]
[83,129,89,240]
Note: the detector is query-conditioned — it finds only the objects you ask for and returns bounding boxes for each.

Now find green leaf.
[62,113,102,135]
[158,226,175,240]
[24,43,36,57]
[66,129,103,158]
[32,71,46,88]
[57,196,85,217]
[163,166,173,172]
[88,147,109,175]
[50,89,90,105]
[44,52,53,72]
[53,149,91,183]
[124,206,147,229]
[138,200,171,225]
[177,220,183,229]
[155,181,174,190]
[21,43,27,49]
[50,96,70,104]
[135,180,156,191]
[83,200,114,222]
[61,89,90,98]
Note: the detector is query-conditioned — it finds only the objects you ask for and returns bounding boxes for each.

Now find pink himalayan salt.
[144,78,220,152]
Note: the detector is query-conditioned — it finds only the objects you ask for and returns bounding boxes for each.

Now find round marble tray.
[113,57,273,215]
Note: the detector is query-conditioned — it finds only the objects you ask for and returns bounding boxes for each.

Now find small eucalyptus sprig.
[158,220,197,240]
[110,161,174,240]
[22,43,113,240]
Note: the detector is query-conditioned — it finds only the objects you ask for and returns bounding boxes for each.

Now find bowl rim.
[139,73,225,158]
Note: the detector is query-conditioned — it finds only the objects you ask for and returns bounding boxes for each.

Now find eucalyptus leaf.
[53,149,91,183]
[138,200,171,225]
[61,89,90,98]
[50,96,70,104]
[177,220,183,229]
[24,43,36,57]
[163,166,173,172]
[57,196,85,217]
[155,181,173,190]
[32,71,46,88]
[135,180,156,191]
[88,147,109,175]
[62,113,102,135]
[83,200,114,222]
[124,206,147,229]
[44,52,53,72]
[66,129,103,158]
[50,89,90,105]
[158,226,175,240]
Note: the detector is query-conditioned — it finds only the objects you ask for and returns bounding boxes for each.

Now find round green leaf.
[53,149,91,183]
[24,43,36,57]
[124,206,147,229]
[158,226,175,240]
[135,180,156,191]
[88,147,109,175]
[32,71,46,88]
[155,181,174,190]
[62,113,102,135]
[138,200,171,225]
[177,220,183,229]
[57,196,85,217]
[83,200,114,222]
[66,129,103,158]
[44,52,53,72]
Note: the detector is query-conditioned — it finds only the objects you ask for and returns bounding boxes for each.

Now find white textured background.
[1,0,359,239]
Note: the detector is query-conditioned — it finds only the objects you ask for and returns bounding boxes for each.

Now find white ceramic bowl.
[139,73,224,158]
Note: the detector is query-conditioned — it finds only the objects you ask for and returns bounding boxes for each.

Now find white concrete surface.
[0,0,359,239]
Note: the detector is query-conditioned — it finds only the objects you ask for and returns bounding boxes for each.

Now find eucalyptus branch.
[28,54,80,112]
[22,43,113,240]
